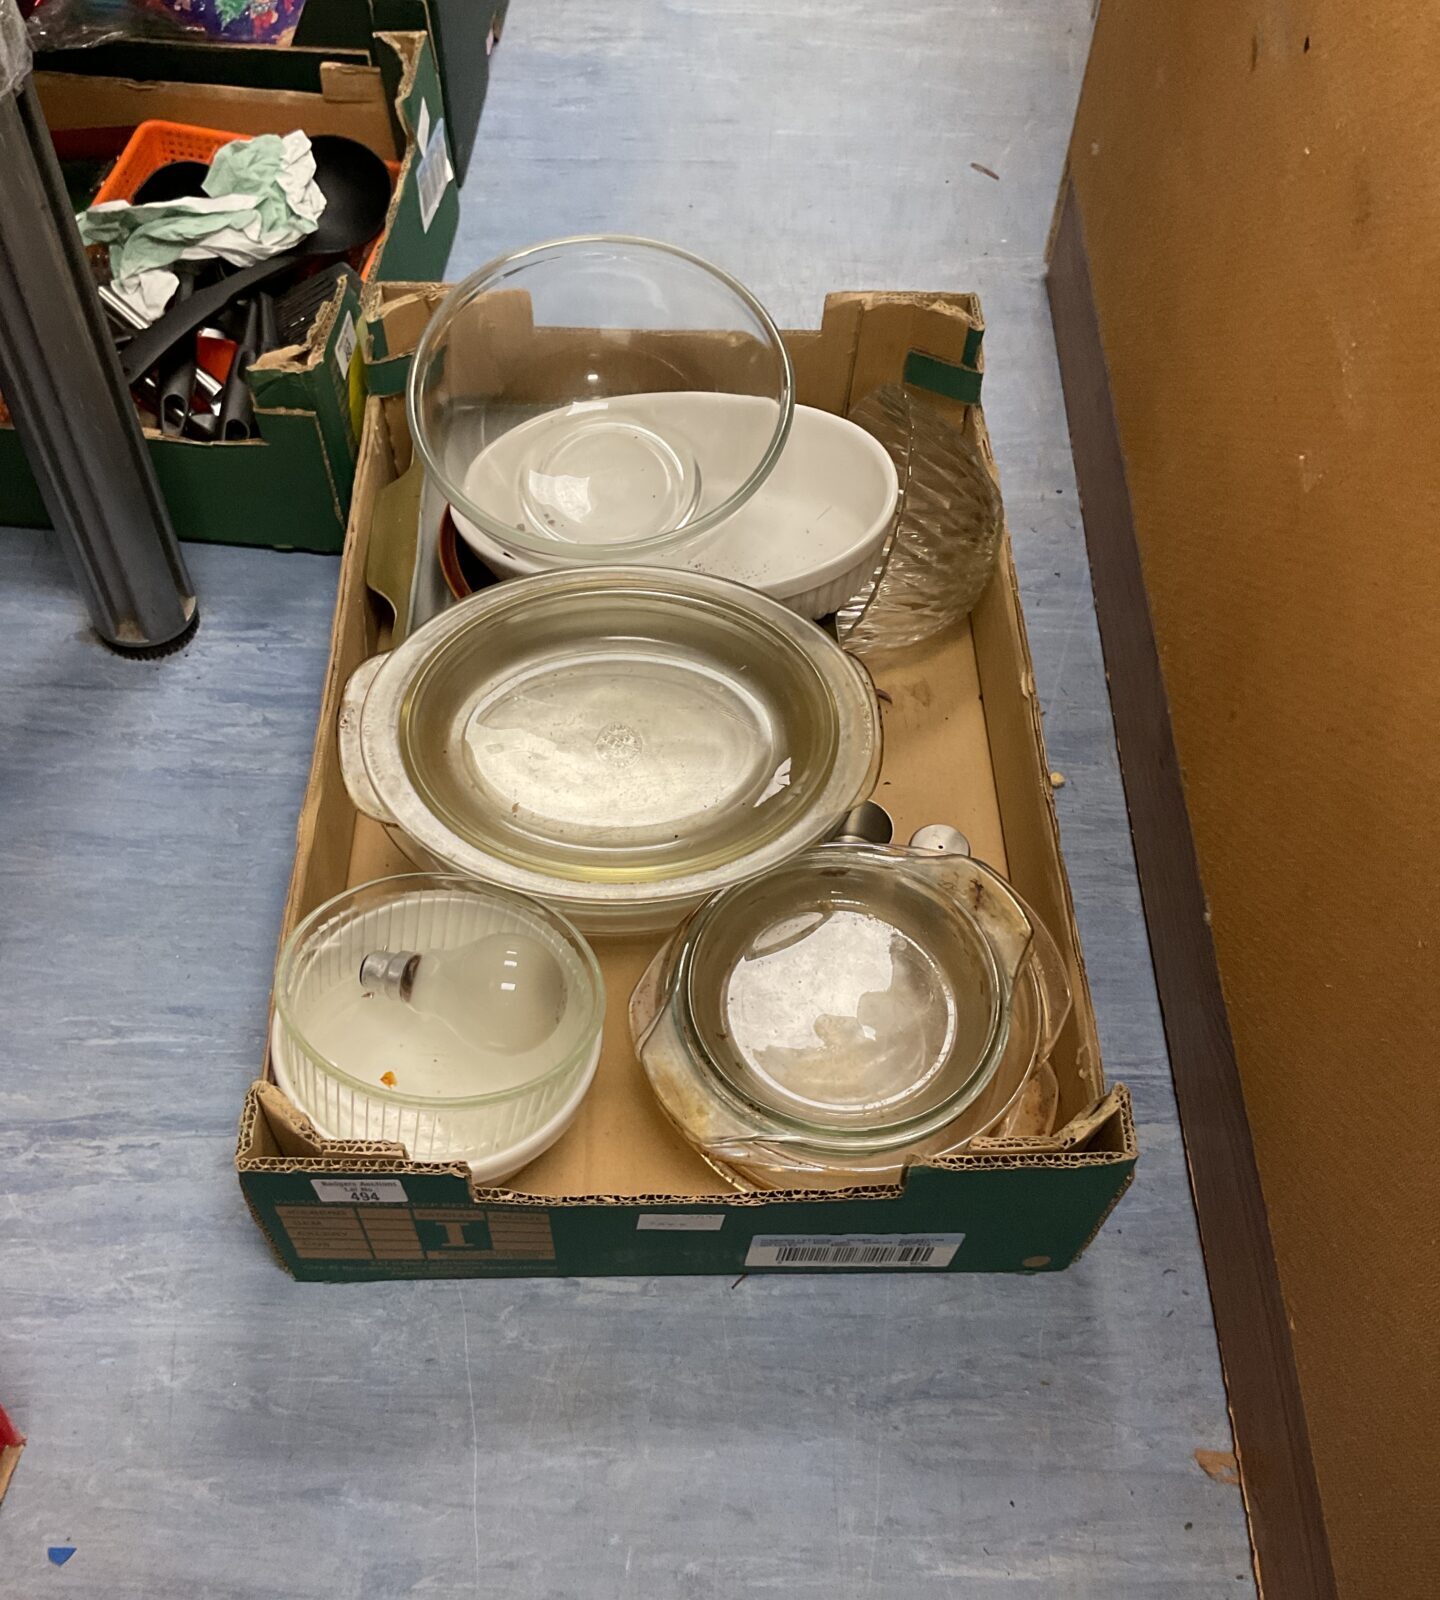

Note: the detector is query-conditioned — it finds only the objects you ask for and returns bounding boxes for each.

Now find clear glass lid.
[631,827,1075,1183]
[681,856,1008,1147]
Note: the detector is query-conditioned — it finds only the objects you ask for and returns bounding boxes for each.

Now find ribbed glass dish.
[837,384,1004,655]
[271,875,604,1178]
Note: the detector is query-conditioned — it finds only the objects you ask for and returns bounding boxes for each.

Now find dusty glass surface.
[632,838,1074,1186]
[689,860,1003,1135]
[838,384,1004,654]
[347,568,882,933]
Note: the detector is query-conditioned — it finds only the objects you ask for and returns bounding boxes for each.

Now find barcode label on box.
[311,1178,408,1205]
[417,114,454,233]
[745,1233,964,1269]
[636,1213,726,1232]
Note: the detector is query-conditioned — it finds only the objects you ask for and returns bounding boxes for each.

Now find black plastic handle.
[119,251,302,385]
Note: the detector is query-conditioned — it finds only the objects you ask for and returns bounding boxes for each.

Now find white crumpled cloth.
[78,131,326,323]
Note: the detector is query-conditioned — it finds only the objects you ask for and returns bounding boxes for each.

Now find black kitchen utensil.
[305,136,393,254]
[130,161,213,435]
[156,274,197,436]
[218,295,263,441]
[132,160,210,205]
[257,289,278,355]
[274,262,362,349]
[118,136,393,385]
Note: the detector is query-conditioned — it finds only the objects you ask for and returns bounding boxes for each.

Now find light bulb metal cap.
[359,950,422,1001]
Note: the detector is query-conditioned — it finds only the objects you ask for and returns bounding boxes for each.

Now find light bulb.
[358,931,567,1055]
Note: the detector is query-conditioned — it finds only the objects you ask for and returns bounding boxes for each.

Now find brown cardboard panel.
[1067,6,1440,1595]
[0,1444,22,1507]
[516,933,734,1199]
[254,290,1124,1228]
[787,299,862,413]
[37,64,399,158]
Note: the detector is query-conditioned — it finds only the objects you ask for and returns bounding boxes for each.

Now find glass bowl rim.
[671,845,1014,1151]
[405,233,796,561]
[273,873,606,1109]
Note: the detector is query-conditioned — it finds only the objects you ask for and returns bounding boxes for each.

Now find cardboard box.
[367,0,508,182]
[236,288,1136,1280]
[0,32,455,554]
[35,0,509,182]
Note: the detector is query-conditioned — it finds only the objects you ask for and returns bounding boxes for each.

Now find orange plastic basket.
[92,120,245,206]
[92,119,397,279]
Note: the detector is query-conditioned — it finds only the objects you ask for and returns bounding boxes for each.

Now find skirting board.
[1045,180,1338,1600]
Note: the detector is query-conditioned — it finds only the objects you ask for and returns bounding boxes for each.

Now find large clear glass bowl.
[407,235,794,563]
[339,569,883,935]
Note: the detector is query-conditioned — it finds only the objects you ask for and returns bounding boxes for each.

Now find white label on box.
[744,1233,964,1269]
[417,113,454,233]
[333,311,357,382]
[311,1178,408,1205]
[636,1213,726,1232]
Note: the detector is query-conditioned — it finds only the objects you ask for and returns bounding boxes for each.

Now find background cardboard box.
[0,32,454,553]
[237,287,1137,1280]
[34,0,510,181]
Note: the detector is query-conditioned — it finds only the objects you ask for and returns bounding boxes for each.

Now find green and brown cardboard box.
[0,32,455,553]
[236,285,1137,1280]
[35,0,510,181]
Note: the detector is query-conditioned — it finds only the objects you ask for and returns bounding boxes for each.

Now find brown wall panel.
[1065,5,1440,1597]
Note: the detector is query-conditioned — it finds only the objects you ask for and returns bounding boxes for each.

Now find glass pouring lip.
[406,234,796,562]
[273,874,605,1109]
[669,846,1014,1151]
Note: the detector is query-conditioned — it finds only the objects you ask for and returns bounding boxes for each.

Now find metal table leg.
[0,10,196,654]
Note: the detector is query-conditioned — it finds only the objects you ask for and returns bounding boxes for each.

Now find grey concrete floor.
[0,3,1257,1594]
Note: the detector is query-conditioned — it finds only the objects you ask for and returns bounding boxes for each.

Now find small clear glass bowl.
[630,833,1073,1188]
[271,875,604,1179]
[407,235,794,563]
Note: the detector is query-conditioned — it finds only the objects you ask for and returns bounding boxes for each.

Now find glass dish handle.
[1022,909,1074,1058]
[337,654,397,827]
